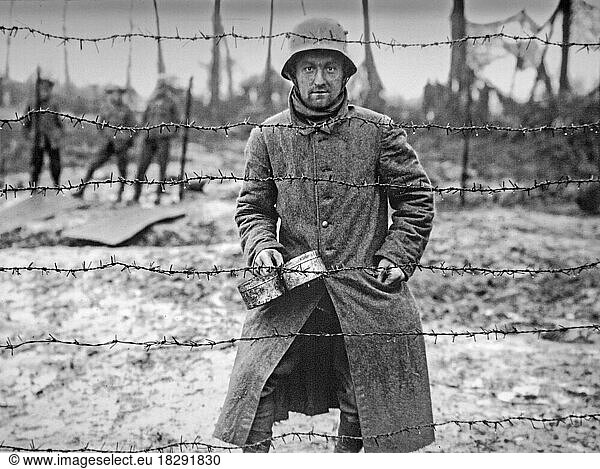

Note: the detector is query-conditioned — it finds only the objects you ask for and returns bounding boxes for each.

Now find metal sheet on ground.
[62,206,186,246]
[0,193,83,234]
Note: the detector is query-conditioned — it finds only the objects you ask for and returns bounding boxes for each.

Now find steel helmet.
[281,18,357,81]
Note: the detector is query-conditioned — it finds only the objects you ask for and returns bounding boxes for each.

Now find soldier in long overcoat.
[214,18,435,453]
[23,77,64,186]
[131,75,180,205]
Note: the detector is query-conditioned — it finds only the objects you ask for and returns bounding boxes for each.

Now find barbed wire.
[2,325,599,354]
[1,25,599,50]
[1,257,599,279]
[2,109,599,137]
[2,412,598,452]
[2,173,599,199]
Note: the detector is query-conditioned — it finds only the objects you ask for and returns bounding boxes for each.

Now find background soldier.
[23,77,64,187]
[74,85,136,202]
[214,18,435,453]
[131,75,180,205]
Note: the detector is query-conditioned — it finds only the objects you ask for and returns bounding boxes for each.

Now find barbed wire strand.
[2,325,599,354]
[1,258,599,279]
[1,412,599,452]
[1,26,599,49]
[2,109,599,137]
[2,173,599,199]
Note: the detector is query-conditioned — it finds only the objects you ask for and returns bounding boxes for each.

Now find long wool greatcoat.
[214,98,435,453]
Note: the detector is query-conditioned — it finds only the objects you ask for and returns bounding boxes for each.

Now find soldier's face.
[108,93,122,106]
[294,51,345,110]
[39,84,52,101]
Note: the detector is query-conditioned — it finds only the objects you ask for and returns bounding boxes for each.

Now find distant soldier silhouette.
[74,85,137,202]
[23,77,64,186]
[131,75,180,205]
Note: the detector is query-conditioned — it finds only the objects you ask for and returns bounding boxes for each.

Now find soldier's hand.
[377,257,406,285]
[253,249,284,277]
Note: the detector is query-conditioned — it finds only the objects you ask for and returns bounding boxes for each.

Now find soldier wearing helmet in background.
[214,18,435,453]
[23,77,64,186]
[74,85,136,202]
[131,74,180,205]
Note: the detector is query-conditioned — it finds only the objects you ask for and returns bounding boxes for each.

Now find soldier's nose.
[313,69,326,85]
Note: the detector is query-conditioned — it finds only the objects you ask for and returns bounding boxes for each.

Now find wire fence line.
[2,25,599,50]
[2,325,599,354]
[1,258,599,279]
[2,173,599,199]
[1,412,599,453]
[2,109,599,136]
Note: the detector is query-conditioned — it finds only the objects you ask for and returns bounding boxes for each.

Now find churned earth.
[1,140,599,453]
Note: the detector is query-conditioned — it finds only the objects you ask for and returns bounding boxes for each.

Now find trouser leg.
[321,300,362,453]
[30,145,44,187]
[76,143,112,196]
[244,336,305,453]
[115,149,128,202]
[154,138,170,203]
[133,138,154,202]
[333,340,362,453]
[48,145,61,186]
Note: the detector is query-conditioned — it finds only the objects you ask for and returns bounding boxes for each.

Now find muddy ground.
[1,140,599,453]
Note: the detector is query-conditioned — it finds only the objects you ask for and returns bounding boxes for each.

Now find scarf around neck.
[289,85,347,125]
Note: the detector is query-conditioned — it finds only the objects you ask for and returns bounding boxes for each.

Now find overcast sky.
[2,0,599,101]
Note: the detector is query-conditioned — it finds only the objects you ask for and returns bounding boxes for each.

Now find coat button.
[321,220,329,228]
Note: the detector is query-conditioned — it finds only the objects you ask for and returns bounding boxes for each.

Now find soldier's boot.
[334,413,363,453]
[115,184,124,203]
[242,431,271,453]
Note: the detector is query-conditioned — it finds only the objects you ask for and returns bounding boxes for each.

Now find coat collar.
[288,89,352,136]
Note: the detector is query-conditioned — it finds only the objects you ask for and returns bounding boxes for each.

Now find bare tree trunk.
[261,0,275,108]
[223,39,234,100]
[299,0,306,15]
[32,67,41,186]
[209,0,223,110]
[448,0,466,116]
[362,0,384,111]
[529,50,555,104]
[62,0,72,89]
[460,67,474,207]
[179,76,193,201]
[153,0,165,75]
[126,0,134,89]
[4,0,14,80]
[448,0,472,206]
[0,130,5,184]
[559,0,572,97]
